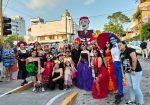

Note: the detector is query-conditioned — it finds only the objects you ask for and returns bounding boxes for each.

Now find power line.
[73,9,135,20]
[6,6,33,18]
[3,0,10,11]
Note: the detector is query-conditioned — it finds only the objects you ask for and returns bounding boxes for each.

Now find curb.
[61,91,78,105]
[0,81,33,98]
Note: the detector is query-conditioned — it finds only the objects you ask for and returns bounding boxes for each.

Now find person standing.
[2,43,14,81]
[110,36,124,104]
[140,39,148,59]
[76,44,93,91]
[118,41,144,105]
[71,43,81,68]
[16,41,29,86]
[104,41,118,94]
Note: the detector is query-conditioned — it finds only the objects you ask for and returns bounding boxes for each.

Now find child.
[64,61,73,89]
[42,54,54,84]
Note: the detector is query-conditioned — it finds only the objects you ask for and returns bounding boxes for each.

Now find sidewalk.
[0,62,30,96]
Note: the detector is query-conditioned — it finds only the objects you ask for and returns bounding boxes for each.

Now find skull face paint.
[79,16,90,30]
[110,36,117,46]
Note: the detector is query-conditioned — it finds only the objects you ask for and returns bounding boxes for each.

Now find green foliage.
[0,36,4,48]
[4,34,24,47]
[5,34,17,47]
[132,9,141,20]
[104,12,131,36]
[140,22,150,39]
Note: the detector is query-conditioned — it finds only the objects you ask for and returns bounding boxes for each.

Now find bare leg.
[9,67,13,80]
[5,67,9,80]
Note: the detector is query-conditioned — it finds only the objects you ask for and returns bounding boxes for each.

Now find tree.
[140,22,150,39]
[104,12,131,36]
[5,34,17,47]
[0,36,4,48]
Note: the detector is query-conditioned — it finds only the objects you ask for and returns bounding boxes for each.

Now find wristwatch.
[131,69,135,71]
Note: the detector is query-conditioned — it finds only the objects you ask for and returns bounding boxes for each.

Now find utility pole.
[66,15,68,42]
[0,0,3,38]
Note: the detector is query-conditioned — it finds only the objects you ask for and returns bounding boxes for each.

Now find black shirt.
[120,47,142,73]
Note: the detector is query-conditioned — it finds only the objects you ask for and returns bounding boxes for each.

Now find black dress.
[37,52,46,68]
[17,50,29,79]
[48,72,64,90]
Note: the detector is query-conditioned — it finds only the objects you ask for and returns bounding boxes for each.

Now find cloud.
[84,0,95,5]
[24,0,62,10]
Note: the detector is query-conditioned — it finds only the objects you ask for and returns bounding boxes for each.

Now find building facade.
[11,16,26,36]
[25,10,78,44]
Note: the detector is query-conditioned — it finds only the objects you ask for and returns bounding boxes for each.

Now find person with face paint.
[16,41,29,86]
[110,36,124,104]
[42,54,54,84]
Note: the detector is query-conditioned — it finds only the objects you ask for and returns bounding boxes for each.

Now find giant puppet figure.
[78,16,93,42]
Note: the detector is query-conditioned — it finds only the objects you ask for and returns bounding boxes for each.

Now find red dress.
[92,58,109,99]
[105,49,118,93]
[42,61,54,84]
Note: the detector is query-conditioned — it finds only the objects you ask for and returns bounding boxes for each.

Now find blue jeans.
[125,71,144,104]
[114,61,123,95]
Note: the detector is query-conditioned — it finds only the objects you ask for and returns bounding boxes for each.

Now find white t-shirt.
[111,44,120,62]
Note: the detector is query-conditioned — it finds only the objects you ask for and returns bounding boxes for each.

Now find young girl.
[64,61,73,89]
[42,54,54,84]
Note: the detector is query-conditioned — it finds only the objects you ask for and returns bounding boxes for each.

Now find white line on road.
[46,91,66,105]
[0,81,32,98]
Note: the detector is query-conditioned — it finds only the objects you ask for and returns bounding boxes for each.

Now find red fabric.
[97,32,120,50]
[42,61,54,83]
[92,58,109,99]
[97,33,109,50]
[105,50,118,92]
[12,57,17,72]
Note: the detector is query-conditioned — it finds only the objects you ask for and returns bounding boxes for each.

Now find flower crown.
[54,60,61,64]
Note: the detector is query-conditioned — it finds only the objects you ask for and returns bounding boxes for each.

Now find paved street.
[0,56,149,105]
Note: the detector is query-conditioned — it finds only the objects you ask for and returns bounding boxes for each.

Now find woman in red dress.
[91,49,109,99]
[104,41,118,94]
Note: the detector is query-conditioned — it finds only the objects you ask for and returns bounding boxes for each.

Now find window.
[49,36,54,40]
[40,37,45,41]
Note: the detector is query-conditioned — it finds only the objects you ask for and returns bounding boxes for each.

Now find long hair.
[103,41,112,57]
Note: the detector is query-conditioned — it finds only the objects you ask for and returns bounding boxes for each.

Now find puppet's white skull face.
[80,19,89,30]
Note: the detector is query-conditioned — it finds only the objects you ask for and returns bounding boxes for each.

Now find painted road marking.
[0,81,33,98]
[46,91,66,105]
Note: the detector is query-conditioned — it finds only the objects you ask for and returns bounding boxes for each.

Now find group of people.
[0,37,144,105]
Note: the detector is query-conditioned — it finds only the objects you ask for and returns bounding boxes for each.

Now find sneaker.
[115,94,124,99]
[32,87,36,92]
[125,100,136,105]
[42,87,45,92]
[21,80,28,86]
[114,97,122,104]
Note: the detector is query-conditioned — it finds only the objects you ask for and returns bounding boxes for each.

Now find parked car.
[129,41,142,54]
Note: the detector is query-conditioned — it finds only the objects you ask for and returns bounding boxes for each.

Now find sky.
[2,0,138,33]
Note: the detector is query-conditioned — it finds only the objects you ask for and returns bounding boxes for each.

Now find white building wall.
[11,16,26,36]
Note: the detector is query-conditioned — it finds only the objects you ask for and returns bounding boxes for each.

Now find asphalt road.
[0,56,149,105]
